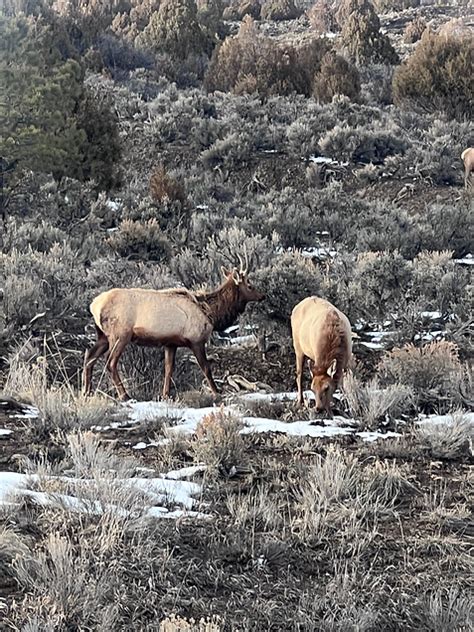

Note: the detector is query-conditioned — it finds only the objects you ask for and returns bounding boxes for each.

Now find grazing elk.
[291,297,353,414]
[82,257,264,401]
[461,148,474,189]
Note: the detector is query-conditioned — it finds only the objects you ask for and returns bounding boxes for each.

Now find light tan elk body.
[291,297,352,413]
[82,265,264,401]
[461,148,474,189]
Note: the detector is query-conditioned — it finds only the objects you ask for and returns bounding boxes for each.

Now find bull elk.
[461,148,474,189]
[82,257,264,401]
[291,297,353,414]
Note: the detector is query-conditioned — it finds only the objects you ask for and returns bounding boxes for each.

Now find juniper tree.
[338,0,398,64]
[136,0,211,58]
[0,14,120,217]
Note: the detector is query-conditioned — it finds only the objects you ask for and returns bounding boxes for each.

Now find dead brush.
[414,410,473,460]
[192,406,245,475]
[342,371,413,429]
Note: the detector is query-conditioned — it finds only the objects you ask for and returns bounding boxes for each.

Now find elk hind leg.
[107,336,131,401]
[82,328,109,396]
[162,345,177,400]
[191,343,219,396]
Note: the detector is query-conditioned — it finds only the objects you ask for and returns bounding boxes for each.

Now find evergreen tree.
[0,13,120,216]
[136,0,210,59]
[338,0,398,64]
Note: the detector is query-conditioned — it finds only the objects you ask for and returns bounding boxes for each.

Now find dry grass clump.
[193,406,245,474]
[160,615,222,632]
[378,341,463,411]
[414,410,473,460]
[226,485,284,532]
[292,446,406,543]
[342,372,413,429]
[296,566,380,630]
[412,587,473,632]
[3,348,115,435]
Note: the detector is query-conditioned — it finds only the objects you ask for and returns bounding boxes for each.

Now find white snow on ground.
[125,396,402,442]
[420,311,443,320]
[164,465,207,480]
[300,246,337,259]
[0,429,12,436]
[360,341,385,350]
[416,412,474,426]
[0,468,206,519]
[454,254,473,265]
[11,405,39,419]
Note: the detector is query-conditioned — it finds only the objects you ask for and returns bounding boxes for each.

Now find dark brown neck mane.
[314,312,347,380]
[194,279,246,332]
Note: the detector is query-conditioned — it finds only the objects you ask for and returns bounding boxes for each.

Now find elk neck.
[195,280,247,332]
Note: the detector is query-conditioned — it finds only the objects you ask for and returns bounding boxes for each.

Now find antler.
[237,244,249,276]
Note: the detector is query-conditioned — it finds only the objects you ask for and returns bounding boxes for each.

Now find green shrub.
[393,30,474,120]
[106,219,171,262]
[252,252,323,327]
[350,251,413,320]
[136,0,211,58]
[318,122,407,164]
[378,341,463,411]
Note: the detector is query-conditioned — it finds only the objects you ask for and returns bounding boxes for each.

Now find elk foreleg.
[465,166,472,190]
[162,345,176,399]
[82,331,109,396]
[106,337,130,401]
[295,351,305,406]
[191,342,219,396]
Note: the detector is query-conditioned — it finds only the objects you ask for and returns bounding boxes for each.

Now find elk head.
[309,358,338,414]
[220,248,265,303]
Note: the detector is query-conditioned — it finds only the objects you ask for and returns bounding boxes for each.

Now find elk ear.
[327,359,337,378]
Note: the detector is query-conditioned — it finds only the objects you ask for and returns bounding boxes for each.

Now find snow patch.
[454,254,474,266]
[420,311,442,320]
[0,467,205,519]
[301,246,337,259]
[0,429,12,437]
[125,397,401,443]
[11,405,39,419]
[164,465,207,480]
[416,412,474,427]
